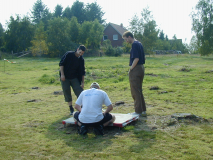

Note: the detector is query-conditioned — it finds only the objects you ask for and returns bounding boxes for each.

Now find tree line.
[0,0,212,57]
[0,0,105,57]
[127,7,188,55]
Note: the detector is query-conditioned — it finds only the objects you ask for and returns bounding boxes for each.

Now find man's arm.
[104,104,113,114]
[60,66,65,81]
[74,104,82,112]
[130,58,139,71]
[81,75,84,88]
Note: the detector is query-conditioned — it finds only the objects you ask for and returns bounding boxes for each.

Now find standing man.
[122,31,146,116]
[74,82,115,135]
[59,45,86,115]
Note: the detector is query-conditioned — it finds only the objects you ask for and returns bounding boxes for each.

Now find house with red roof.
[102,23,128,47]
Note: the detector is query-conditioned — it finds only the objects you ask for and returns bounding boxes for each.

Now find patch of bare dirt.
[23,120,45,128]
[135,114,211,132]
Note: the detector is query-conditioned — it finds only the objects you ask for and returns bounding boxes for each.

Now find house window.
[103,35,108,41]
[113,34,118,40]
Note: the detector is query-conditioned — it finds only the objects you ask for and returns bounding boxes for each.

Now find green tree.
[69,16,80,44]
[31,0,51,30]
[85,2,105,24]
[141,7,153,24]
[47,17,70,57]
[159,30,165,40]
[70,0,86,24]
[142,20,159,54]
[165,35,169,41]
[31,0,49,24]
[162,40,171,50]
[170,34,178,50]
[169,34,186,52]
[129,14,143,35]
[114,47,123,57]
[129,7,159,55]
[156,37,171,51]
[85,19,104,49]
[103,40,115,56]
[191,0,213,55]
[4,15,34,52]
[54,4,63,17]
[102,39,112,48]
[0,23,4,48]
[62,7,72,19]
[188,35,199,54]
[31,22,48,56]
[122,41,131,53]
[156,39,164,50]
[79,21,93,44]
[62,1,105,24]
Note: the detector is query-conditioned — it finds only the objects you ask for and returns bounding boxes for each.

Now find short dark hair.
[122,31,134,38]
[78,45,86,51]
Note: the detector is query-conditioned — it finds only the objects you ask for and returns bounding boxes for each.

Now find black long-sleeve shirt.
[59,51,85,82]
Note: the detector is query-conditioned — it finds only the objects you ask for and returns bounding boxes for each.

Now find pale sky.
[0,0,199,44]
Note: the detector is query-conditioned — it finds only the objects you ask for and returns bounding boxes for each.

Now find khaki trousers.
[129,64,146,113]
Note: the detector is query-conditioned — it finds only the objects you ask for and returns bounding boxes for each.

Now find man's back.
[76,88,111,123]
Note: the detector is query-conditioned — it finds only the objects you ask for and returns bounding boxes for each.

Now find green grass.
[0,54,213,159]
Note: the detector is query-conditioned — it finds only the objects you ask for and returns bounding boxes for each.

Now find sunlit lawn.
[0,54,213,159]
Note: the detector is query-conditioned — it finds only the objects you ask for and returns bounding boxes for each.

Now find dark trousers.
[129,64,146,113]
[61,78,83,102]
[74,112,113,127]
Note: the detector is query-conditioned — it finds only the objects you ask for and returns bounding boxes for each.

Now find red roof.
[104,23,127,36]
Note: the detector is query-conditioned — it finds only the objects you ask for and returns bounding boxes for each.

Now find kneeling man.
[74,82,115,135]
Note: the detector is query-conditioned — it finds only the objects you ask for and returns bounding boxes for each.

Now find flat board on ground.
[62,113,139,127]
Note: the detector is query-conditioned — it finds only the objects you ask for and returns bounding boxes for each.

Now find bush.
[102,40,123,57]
[105,45,115,56]
[122,41,131,53]
[102,39,111,47]
[39,74,56,84]
[115,47,123,57]
[84,49,100,57]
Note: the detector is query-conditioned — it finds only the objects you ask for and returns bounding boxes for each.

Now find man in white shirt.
[74,82,115,135]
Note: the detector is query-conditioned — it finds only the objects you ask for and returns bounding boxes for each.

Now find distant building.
[102,23,127,47]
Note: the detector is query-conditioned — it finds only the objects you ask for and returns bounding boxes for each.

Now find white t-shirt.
[75,88,112,123]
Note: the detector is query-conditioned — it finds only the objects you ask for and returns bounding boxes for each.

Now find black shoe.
[78,125,88,135]
[69,105,74,115]
[93,125,104,135]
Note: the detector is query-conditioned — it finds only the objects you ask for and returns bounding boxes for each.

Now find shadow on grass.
[46,116,116,152]
[127,117,157,154]
[46,116,156,154]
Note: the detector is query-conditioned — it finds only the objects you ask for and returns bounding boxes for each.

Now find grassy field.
[0,54,213,160]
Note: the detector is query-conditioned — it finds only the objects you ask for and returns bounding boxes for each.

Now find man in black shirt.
[59,45,86,115]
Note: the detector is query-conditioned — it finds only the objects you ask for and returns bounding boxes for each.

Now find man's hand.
[104,104,113,115]
[128,68,132,75]
[61,75,65,81]
[81,82,84,89]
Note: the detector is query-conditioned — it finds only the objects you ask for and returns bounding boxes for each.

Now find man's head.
[90,82,100,89]
[79,45,86,51]
[76,45,86,57]
[122,31,134,44]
